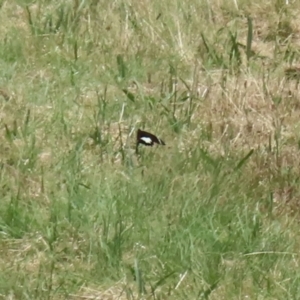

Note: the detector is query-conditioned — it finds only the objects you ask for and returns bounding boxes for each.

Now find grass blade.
[122,88,135,102]
[134,259,146,296]
[117,54,127,79]
[246,17,253,63]
[234,149,254,171]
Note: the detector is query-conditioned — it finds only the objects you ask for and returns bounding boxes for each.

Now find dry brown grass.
[1,0,300,299]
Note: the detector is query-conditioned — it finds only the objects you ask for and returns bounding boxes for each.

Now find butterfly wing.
[137,129,165,146]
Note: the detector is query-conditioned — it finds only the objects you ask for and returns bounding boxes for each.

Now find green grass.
[1,0,300,299]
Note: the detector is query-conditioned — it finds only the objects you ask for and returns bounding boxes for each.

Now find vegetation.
[1,0,300,298]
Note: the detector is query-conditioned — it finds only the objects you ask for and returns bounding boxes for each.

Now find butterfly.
[136,129,165,153]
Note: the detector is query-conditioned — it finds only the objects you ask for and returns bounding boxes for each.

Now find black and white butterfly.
[136,129,165,153]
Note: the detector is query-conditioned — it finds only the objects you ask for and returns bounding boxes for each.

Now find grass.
[1,0,300,299]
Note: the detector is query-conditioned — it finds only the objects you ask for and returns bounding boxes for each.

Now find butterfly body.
[136,129,165,152]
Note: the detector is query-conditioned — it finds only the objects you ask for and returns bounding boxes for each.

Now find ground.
[1,0,300,299]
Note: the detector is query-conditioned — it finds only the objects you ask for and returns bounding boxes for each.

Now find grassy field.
[1,0,300,299]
